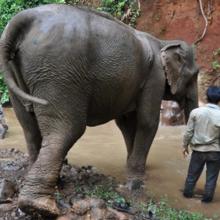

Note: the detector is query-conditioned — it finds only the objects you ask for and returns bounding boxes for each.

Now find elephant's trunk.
[184,80,198,123]
[184,97,198,123]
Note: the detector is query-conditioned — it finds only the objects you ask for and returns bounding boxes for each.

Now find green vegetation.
[76,184,126,207]
[0,0,65,36]
[211,48,220,71]
[66,0,140,27]
[0,75,9,104]
[98,0,140,27]
[141,199,215,220]
[74,184,215,220]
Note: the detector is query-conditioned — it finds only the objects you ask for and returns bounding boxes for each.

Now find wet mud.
[1,108,220,218]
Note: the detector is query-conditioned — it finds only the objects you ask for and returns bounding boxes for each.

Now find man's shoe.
[183,191,193,198]
[201,196,213,203]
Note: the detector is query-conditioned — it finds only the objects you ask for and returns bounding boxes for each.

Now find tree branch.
[194,0,208,45]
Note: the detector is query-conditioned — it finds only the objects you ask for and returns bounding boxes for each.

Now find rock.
[57,215,72,220]
[160,101,185,126]
[71,198,106,215]
[107,208,132,220]
[0,124,7,139]
[0,179,16,202]
[70,198,133,220]
[0,203,15,213]
[90,207,106,219]
[89,198,106,209]
[71,199,91,215]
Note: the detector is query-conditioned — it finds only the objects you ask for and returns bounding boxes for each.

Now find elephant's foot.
[117,177,144,193]
[124,160,145,190]
[125,177,144,191]
[117,171,145,192]
[18,195,60,217]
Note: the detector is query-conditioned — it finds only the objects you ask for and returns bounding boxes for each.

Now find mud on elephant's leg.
[115,111,137,159]
[9,93,42,166]
[18,125,86,216]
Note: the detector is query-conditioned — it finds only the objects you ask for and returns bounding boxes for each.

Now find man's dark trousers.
[183,151,220,202]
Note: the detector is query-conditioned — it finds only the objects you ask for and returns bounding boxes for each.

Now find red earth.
[136,0,220,72]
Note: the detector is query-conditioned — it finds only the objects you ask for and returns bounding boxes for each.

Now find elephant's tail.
[0,10,48,106]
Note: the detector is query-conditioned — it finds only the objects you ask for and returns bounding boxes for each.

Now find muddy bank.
[0,148,159,220]
[1,108,220,218]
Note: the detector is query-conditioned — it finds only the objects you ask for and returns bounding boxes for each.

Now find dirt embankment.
[136,0,220,101]
[137,0,220,71]
[0,149,156,220]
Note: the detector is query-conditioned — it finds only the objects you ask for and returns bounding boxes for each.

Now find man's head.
[207,86,220,104]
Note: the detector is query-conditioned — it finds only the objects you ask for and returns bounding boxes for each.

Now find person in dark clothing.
[182,86,220,203]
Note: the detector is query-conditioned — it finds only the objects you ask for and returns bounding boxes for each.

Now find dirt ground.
[1,108,220,219]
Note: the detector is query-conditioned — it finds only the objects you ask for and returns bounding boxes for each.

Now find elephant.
[0,4,199,216]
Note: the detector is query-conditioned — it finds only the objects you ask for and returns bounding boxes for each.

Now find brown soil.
[136,0,220,71]
[0,148,142,220]
[136,0,220,101]
[0,110,155,220]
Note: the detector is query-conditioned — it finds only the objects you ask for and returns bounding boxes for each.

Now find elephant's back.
[13,4,146,124]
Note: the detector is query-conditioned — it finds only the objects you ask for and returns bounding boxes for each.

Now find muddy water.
[1,108,220,218]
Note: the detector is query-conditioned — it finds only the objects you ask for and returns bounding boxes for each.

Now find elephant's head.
[160,42,199,122]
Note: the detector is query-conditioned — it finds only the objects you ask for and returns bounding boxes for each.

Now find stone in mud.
[0,179,16,202]
[0,203,15,213]
[71,198,106,215]
[106,207,132,220]
[160,101,184,126]
[0,123,7,139]
[70,198,132,219]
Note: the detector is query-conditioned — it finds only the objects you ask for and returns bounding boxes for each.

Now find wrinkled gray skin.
[0,4,199,216]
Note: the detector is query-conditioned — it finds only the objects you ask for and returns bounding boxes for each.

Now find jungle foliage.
[98,0,140,27]
[211,48,220,71]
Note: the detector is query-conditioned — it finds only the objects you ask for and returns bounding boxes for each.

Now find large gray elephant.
[0,4,199,216]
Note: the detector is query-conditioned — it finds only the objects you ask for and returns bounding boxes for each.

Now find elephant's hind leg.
[9,93,42,166]
[18,114,86,216]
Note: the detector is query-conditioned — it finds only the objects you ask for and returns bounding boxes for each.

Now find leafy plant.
[79,184,126,207]
[0,75,9,104]
[211,48,220,71]
[211,60,220,70]
[140,199,213,220]
[98,0,140,27]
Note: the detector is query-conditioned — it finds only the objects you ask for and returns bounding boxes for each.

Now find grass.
[141,199,216,220]
[77,184,219,220]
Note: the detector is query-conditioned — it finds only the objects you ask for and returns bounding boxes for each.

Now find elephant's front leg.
[126,81,164,189]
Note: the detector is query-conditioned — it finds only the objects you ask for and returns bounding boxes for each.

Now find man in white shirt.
[182,86,220,203]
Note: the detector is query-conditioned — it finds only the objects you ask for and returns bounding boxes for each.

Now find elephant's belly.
[86,117,113,127]
[86,101,136,127]
[86,109,121,126]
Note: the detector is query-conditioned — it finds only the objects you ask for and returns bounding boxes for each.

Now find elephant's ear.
[160,43,185,94]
